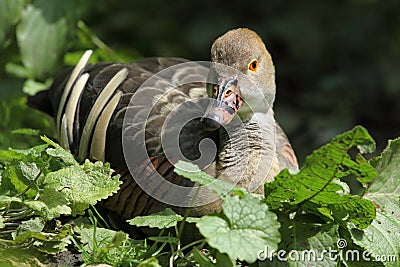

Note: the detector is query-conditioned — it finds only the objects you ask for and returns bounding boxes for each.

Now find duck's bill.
[202,76,243,131]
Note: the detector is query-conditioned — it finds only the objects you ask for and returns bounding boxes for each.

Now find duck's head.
[202,28,276,130]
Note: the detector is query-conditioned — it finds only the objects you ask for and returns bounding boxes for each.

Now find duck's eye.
[248,59,258,72]
[213,85,218,97]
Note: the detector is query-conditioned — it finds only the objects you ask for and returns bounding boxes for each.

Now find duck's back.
[29,54,220,217]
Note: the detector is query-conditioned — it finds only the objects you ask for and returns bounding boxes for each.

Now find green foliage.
[0,0,25,49]
[128,208,199,229]
[1,124,399,266]
[196,194,280,263]
[0,97,53,150]
[173,126,399,266]
[73,219,155,266]
[0,135,120,258]
[265,126,377,228]
[348,137,400,266]
[0,3,399,265]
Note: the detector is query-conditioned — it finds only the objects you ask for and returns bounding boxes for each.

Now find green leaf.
[12,221,72,254]
[0,144,48,162]
[264,219,339,266]
[330,196,376,229]
[215,252,235,267]
[40,160,121,217]
[22,79,52,96]
[11,128,40,136]
[16,161,41,188]
[174,160,245,196]
[0,195,22,206]
[77,224,125,253]
[15,1,76,80]
[367,138,400,216]
[12,217,44,240]
[192,247,214,267]
[0,0,25,48]
[347,137,400,266]
[75,222,149,265]
[128,208,199,229]
[265,126,377,228]
[129,208,184,229]
[24,192,71,220]
[196,194,280,263]
[0,247,48,267]
[349,212,400,267]
[41,136,77,166]
[138,257,161,267]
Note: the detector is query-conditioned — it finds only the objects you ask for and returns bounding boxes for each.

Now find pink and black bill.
[202,76,243,131]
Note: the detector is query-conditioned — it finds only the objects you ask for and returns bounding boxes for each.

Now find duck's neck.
[216,110,279,193]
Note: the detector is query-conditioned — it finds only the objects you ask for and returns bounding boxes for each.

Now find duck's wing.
[275,121,299,173]
[28,54,219,217]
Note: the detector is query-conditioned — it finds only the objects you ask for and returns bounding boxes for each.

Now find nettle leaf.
[347,137,400,266]
[128,208,199,229]
[39,160,121,217]
[12,218,72,254]
[15,161,41,189]
[197,194,280,263]
[24,190,71,220]
[41,136,77,166]
[265,126,377,228]
[0,144,48,162]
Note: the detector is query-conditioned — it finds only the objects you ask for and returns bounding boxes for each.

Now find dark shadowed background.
[1,0,400,162]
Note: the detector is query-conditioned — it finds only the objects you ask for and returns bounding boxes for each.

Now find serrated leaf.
[41,160,121,216]
[16,161,41,188]
[11,220,72,254]
[0,144,48,162]
[41,136,77,166]
[2,165,36,198]
[265,126,377,228]
[196,194,280,263]
[24,191,71,220]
